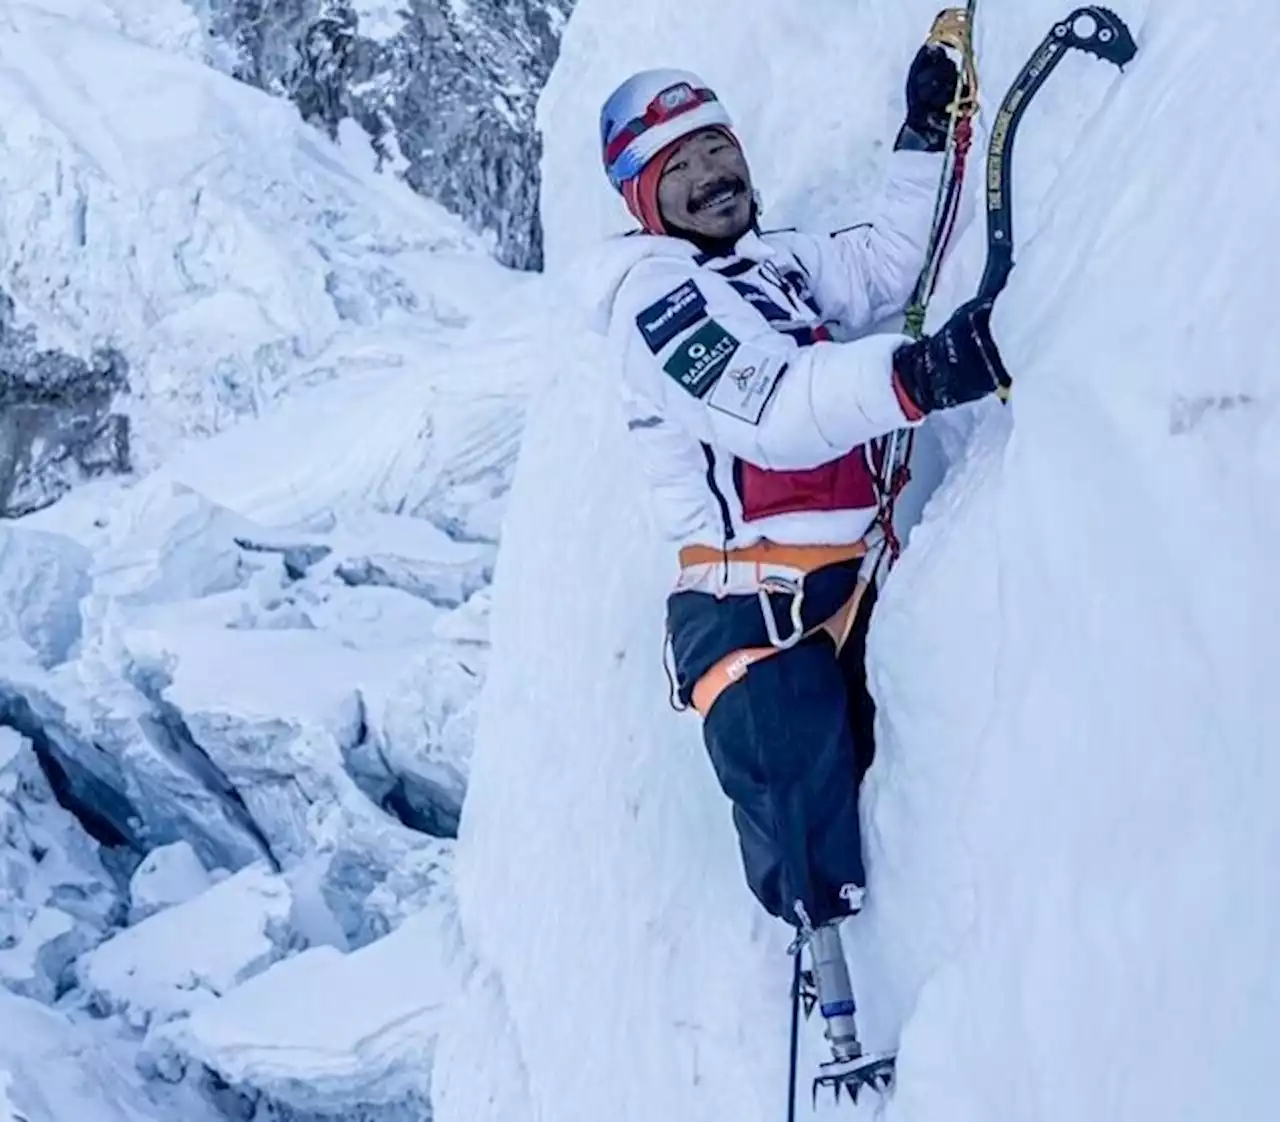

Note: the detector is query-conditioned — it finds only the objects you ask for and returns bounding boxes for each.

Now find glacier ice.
[0,4,534,1122]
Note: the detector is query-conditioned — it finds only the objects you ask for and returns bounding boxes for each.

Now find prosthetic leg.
[800,919,895,1105]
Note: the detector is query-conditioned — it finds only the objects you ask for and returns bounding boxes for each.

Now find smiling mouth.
[691,181,745,214]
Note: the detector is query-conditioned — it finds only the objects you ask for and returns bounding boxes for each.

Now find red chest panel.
[737,450,878,522]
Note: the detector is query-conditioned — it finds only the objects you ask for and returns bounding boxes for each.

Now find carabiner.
[758,577,806,650]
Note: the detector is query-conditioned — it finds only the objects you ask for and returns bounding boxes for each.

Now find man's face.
[656,128,753,242]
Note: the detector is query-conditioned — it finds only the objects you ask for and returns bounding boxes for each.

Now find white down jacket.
[587,148,945,553]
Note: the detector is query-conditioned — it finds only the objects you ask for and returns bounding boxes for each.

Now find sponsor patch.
[707,354,786,425]
[636,281,708,355]
[663,320,740,398]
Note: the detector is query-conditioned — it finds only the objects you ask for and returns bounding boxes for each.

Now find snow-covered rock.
[845,8,1280,1122]
[6,467,496,1002]
[61,649,433,921]
[8,452,497,876]
[79,862,291,1030]
[0,288,130,518]
[112,621,455,938]
[334,552,483,610]
[127,842,216,923]
[0,1073,17,1122]
[429,965,532,1122]
[191,0,576,269]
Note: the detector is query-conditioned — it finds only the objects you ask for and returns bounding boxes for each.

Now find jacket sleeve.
[779,149,945,333]
[613,256,920,473]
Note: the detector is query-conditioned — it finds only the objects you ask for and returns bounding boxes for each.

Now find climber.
[589,38,1008,1090]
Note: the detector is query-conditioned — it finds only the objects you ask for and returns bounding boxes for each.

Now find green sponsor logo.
[663,320,740,397]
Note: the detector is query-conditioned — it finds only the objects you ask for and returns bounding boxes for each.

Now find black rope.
[787,948,802,1122]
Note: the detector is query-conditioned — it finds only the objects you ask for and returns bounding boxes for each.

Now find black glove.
[892,297,1009,415]
[895,45,960,153]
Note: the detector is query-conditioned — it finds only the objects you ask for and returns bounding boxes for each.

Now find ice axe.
[980,6,1139,400]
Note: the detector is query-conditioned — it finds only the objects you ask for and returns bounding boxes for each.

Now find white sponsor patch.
[707,353,786,425]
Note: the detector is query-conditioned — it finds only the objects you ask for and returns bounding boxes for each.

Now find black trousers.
[669,567,878,929]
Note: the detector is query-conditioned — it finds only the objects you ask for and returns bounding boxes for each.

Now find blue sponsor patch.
[636,281,709,355]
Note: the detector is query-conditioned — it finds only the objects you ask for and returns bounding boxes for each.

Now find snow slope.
[438,2,1280,1122]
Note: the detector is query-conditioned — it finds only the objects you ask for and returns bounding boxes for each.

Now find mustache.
[690,176,748,211]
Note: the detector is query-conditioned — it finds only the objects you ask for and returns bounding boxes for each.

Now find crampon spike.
[799,970,819,1019]
[812,1053,897,1108]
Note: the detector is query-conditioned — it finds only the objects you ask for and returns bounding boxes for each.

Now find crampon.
[798,963,897,1106]
[812,1051,897,1106]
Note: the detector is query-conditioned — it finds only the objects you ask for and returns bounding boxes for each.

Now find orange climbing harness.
[682,537,877,717]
